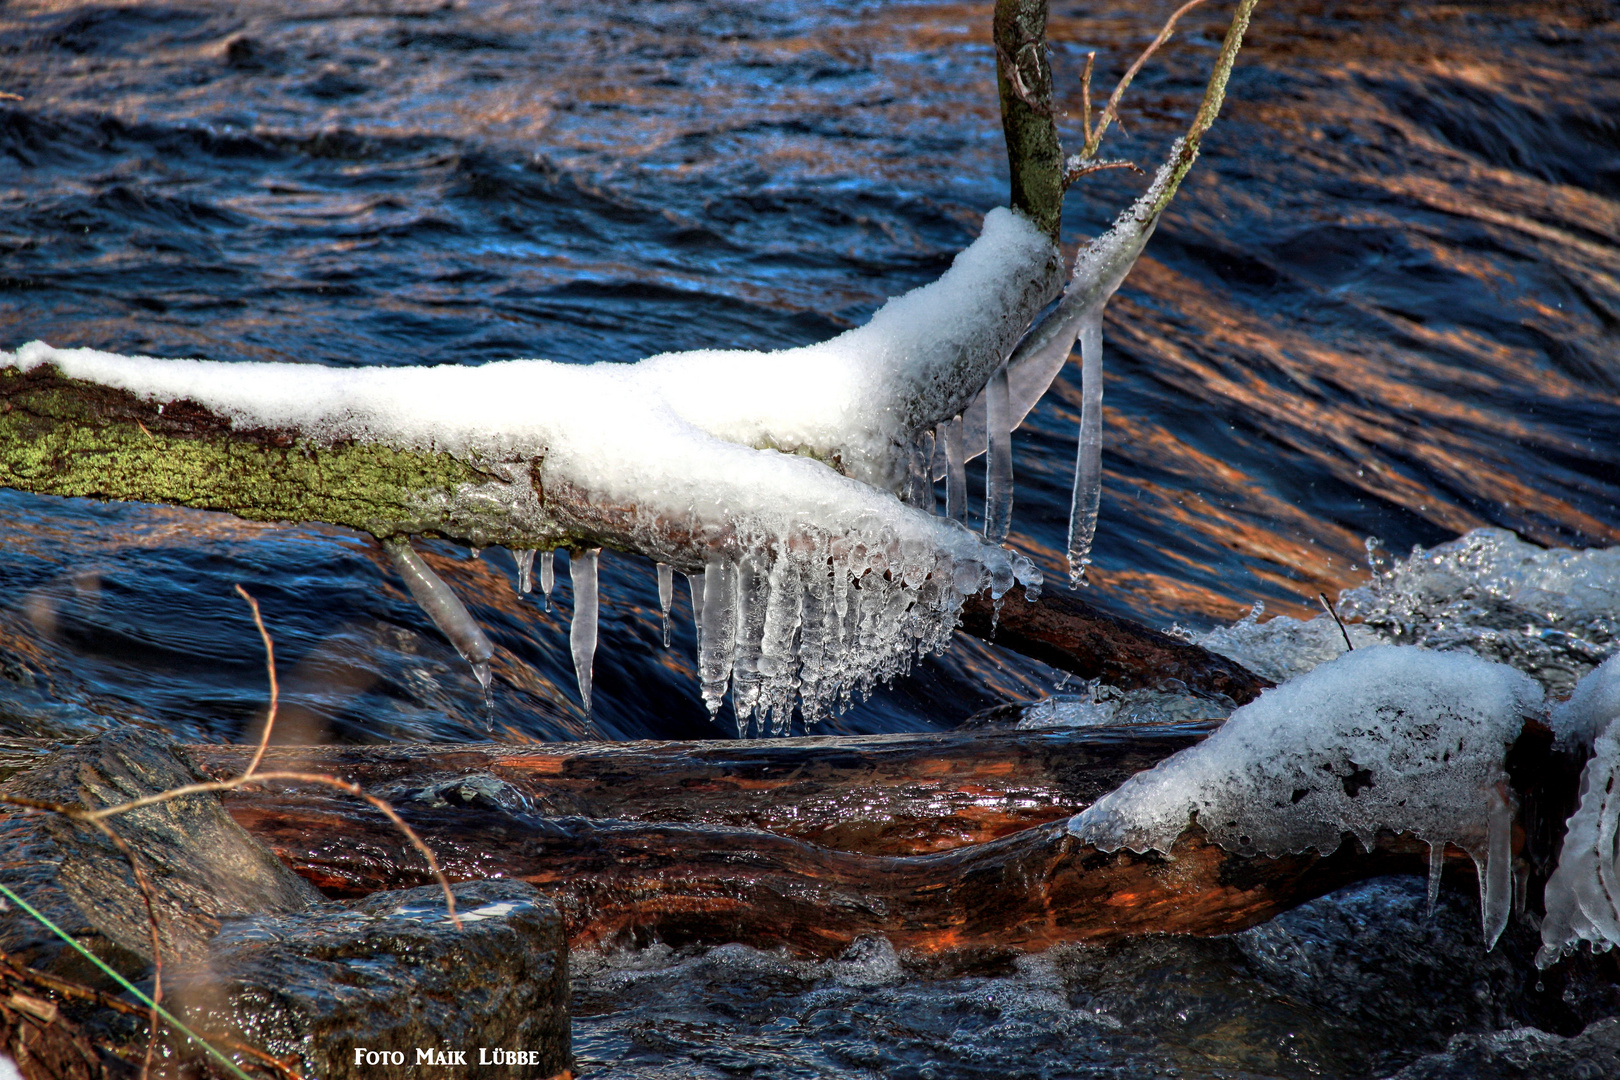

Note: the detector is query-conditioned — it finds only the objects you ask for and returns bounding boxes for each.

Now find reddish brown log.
[221,786,1463,958]
[183,723,1219,856]
[960,585,1273,704]
[201,717,1581,959]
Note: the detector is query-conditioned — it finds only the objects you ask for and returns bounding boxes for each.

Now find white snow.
[1069,646,1542,947]
[4,209,1059,727]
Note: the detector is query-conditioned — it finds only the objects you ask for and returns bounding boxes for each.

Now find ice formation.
[513,548,536,594]
[1190,529,1620,692]
[656,562,674,648]
[384,538,496,721]
[6,159,1206,725]
[1194,602,1384,684]
[539,550,555,611]
[1069,647,1542,948]
[1340,528,1620,696]
[571,549,601,716]
[1537,712,1620,967]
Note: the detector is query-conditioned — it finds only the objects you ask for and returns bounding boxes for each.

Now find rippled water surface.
[3,0,1620,1074]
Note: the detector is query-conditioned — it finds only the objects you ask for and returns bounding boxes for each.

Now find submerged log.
[223,786,1468,958]
[184,723,1222,857]
[960,585,1272,704]
[194,717,1578,960]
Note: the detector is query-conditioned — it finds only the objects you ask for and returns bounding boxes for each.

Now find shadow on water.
[1,0,1617,744]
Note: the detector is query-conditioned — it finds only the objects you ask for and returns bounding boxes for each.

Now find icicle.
[570,548,601,715]
[383,538,496,726]
[1426,840,1444,917]
[685,571,705,654]
[919,428,937,514]
[983,362,1013,543]
[1477,788,1514,949]
[731,558,769,733]
[1009,550,1042,603]
[942,415,967,524]
[1067,314,1105,587]
[699,557,737,716]
[539,550,556,611]
[514,549,535,594]
[656,562,674,648]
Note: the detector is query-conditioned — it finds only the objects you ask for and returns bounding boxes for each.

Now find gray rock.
[0,727,318,977]
[172,879,570,1080]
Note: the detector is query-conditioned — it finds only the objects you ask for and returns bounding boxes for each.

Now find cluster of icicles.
[385,486,1041,732]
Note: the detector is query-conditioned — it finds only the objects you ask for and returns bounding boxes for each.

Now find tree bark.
[961,585,1272,704]
[189,717,1578,959]
[183,723,1220,857]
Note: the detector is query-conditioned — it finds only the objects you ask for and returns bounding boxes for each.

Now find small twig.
[1318,592,1354,652]
[1063,156,1145,185]
[0,91,22,102]
[1080,0,1211,161]
[235,585,278,778]
[1080,50,1096,143]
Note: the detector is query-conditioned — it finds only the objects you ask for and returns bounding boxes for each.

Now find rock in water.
[173,880,570,1080]
[0,728,319,975]
[0,730,572,1080]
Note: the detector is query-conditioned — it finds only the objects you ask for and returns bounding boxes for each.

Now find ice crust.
[1069,646,1540,946]
[1193,529,1620,694]
[1537,700,1620,967]
[4,209,1059,728]
[1340,528,1620,696]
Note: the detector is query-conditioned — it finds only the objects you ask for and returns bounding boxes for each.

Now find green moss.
[0,371,484,539]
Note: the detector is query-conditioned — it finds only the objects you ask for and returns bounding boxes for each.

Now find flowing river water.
[3,1,1620,1076]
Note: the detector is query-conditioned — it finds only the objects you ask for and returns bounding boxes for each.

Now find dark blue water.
[5,1,1619,744]
[4,2,1620,1075]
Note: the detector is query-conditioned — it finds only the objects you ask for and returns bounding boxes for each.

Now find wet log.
[183,723,1221,857]
[201,717,1580,960]
[960,585,1273,704]
[223,787,1467,958]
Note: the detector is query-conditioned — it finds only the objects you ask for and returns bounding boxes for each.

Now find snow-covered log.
[0,0,1261,726]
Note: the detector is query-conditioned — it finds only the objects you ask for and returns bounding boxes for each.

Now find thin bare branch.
[234,584,278,779]
[1080,0,1210,161]
[1080,50,1096,143]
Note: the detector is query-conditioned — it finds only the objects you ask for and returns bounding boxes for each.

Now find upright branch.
[994,0,1066,240]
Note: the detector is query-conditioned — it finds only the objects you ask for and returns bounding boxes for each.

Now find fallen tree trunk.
[196,716,1578,959]
[223,787,1472,958]
[184,723,1222,857]
[961,585,1272,704]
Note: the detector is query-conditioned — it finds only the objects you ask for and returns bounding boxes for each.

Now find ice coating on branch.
[383,538,496,724]
[570,548,601,715]
[1069,647,1541,947]
[1538,702,1620,967]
